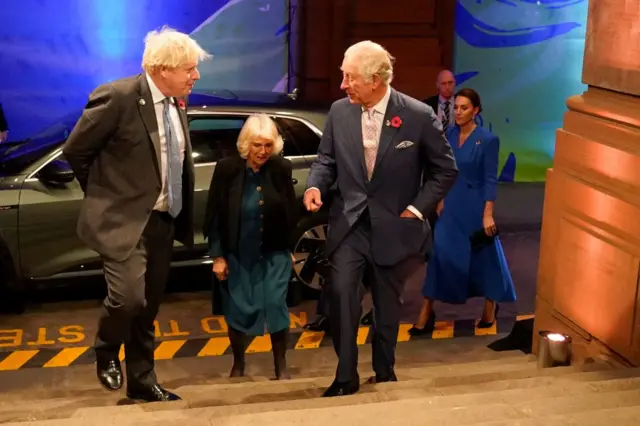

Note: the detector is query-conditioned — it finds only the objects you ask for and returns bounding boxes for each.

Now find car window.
[276,117,320,157]
[189,117,247,164]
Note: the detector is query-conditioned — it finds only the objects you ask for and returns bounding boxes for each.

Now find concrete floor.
[0,230,539,349]
[0,335,519,403]
[0,182,543,418]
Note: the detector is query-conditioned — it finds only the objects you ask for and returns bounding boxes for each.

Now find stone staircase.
[1,345,640,426]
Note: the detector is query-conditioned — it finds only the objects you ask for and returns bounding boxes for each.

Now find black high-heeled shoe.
[477,304,500,329]
[408,312,436,336]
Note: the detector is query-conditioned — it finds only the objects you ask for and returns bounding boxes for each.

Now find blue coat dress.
[422,125,516,304]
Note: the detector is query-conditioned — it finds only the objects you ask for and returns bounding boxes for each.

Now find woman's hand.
[212,257,229,281]
[436,200,444,216]
[483,215,497,236]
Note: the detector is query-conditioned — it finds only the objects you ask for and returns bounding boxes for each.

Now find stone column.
[533,1,640,366]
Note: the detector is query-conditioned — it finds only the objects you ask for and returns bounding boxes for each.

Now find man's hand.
[0,131,8,143]
[304,188,323,212]
[212,257,229,281]
[400,209,418,219]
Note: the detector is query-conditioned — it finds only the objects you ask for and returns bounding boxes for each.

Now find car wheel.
[291,213,329,291]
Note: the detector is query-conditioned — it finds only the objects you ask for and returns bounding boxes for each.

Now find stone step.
[473,406,640,426]
[0,354,537,410]
[74,374,640,423]
[7,387,640,425]
[4,364,637,425]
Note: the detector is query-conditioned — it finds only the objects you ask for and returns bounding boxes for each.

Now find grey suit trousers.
[94,211,174,390]
[328,210,422,383]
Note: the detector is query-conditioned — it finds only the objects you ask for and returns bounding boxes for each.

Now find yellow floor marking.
[154,340,187,360]
[0,350,39,371]
[517,314,535,321]
[474,321,498,336]
[43,347,89,368]
[295,331,325,350]
[397,324,413,342]
[246,335,272,353]
[432,321,454,339]
[197,337,230,357]
[356,327,369,345]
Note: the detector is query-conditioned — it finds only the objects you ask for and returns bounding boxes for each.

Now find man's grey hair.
[344,40,395,84]
[142,26,212,72]
[237,114,284,159]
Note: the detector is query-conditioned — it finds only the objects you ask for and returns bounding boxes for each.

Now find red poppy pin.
[177,99,186,110]
[386,116,402,128]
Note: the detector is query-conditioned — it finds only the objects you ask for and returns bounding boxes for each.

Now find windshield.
[0,111,80,176]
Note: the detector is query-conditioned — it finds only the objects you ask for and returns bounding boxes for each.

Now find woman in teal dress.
[203,114,297,379]
[409,88,516,335]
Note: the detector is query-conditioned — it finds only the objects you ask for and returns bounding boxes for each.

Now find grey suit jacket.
[63,74,195,262]
[307,88,458,266]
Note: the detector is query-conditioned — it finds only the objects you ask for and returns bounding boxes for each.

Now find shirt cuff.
[406,205,424,221]
[305,187,320,195]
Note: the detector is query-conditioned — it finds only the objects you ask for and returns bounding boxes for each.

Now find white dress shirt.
[361,86,423,220]
[146,74,186,212]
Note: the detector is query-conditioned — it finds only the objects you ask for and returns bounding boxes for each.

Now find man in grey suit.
[304,41,458,397]
[63,27,210,402]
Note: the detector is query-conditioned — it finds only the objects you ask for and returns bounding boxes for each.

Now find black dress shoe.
[322,379,360,397]
[97,359,123,391]
[303,316,329,332]
[126,384,181,402]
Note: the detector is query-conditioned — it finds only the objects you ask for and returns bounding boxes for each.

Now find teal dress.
[208,167,292,336]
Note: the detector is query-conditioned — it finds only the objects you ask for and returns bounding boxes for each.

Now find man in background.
[423,70,456,127]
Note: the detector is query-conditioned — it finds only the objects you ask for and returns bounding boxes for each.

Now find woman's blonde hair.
[142,26,211,72]
[237,114,284,159]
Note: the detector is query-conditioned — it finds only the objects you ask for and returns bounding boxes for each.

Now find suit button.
[258,200,264,206]
[260,228,263,233]
[257,186,263,192]
[260,214,264,219]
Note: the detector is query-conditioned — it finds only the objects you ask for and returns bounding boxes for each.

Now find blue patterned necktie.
[162,98,182,218]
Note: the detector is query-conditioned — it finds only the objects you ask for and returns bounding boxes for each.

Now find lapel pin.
[138,98,146,106]
[476,140,481,145]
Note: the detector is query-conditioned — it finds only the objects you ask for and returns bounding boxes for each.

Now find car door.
[274,115,322,198]
[17,150,99,279]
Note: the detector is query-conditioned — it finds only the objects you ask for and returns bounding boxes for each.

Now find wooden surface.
[295,0,455,103]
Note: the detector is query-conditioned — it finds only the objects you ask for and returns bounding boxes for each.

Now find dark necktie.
[442,101,451,125]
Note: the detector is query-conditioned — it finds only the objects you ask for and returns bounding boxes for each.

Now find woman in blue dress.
[409,88,516,335]
[203,114,297,379]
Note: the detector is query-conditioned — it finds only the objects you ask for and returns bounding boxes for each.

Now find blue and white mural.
[0,0,289,140]
[454,0,588,181]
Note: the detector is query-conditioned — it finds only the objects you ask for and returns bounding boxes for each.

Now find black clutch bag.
[470,227,499,251]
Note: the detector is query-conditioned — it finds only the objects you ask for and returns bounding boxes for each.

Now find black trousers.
[328,212,421,383]
[94,211,175,390]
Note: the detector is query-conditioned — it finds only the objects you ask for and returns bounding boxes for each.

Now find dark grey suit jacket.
[63,74,195,262]
[307,88,458,266]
